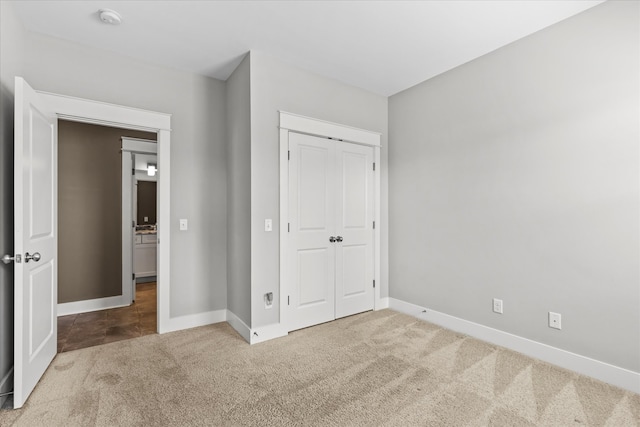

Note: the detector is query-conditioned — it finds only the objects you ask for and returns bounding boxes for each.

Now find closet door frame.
[279,112,382,333]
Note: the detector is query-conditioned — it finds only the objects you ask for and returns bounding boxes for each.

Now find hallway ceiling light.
[98,9,122,25]
[147,163,157,177]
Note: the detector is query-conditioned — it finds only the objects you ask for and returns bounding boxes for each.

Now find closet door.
[288,133,336,331]
[335,141,374,318]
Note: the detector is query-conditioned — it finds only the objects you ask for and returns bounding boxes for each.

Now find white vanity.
[134,232,157,278]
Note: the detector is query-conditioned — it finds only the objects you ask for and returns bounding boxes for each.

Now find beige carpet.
[0,309,638,426]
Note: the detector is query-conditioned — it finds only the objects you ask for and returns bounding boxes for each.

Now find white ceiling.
[12,0,604,96]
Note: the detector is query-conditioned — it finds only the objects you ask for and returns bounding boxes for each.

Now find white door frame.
[38,91,171,334]
[279,111,382,332]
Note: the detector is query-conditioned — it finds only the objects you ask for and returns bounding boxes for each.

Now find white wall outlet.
[179,219,188,231]
[144,216,149,222]
[549,312,562,330]
[265,219,273,232]
[492,298,503,314]
[264,292,273,308]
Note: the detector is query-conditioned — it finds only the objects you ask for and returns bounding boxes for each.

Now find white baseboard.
[388,298,640,394]
[250,322,288,345]
[207,310,289,345]
[226,310,251,343]
[161,309,226,334]
[58,295,129,316]
[375,297,390,310]
[0,367,13,408]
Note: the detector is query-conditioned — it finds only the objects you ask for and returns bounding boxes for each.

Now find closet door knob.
[329,236,336,243]
[336,236,343,242]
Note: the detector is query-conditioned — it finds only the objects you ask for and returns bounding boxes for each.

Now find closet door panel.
[288,133,336,331]
[341,244,367,297]
[335,142,374,319]
[298,248,330,307]
[342,153,368,229]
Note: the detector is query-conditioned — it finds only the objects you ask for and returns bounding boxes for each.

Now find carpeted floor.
[0,309,638,426]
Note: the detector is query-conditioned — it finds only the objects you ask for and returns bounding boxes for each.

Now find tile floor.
[57,282,157,353]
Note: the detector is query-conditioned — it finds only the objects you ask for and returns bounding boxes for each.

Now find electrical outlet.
[264,292,273,309]
[179,219,188,231]
[492,298,503,314]
[549,312,562,330]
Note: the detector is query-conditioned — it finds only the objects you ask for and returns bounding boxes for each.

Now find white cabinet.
[134,233,157,278]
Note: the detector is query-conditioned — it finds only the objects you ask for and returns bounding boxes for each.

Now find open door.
[122,138,158,306]
[122,149,135,304]
[13,77,57,408]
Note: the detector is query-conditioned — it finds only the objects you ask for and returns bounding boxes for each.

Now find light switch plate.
[549,312,562,330]
[179,219,188,231]
[492,298,503,314]
[265,219,273,232]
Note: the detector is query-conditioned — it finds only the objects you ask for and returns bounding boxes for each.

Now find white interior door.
[13,77,57,408]
[335,141,374,318]
[122,140,157,305]
[287,133,374,331]
[288,133,336,331]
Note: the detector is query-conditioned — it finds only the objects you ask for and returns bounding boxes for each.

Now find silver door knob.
[2,254,21,264]
[24,252,41,263]
[336,236,343,242]
[329,236,336,243]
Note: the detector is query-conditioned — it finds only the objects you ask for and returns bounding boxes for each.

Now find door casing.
[279,112,382,333]
[37,90,172,334]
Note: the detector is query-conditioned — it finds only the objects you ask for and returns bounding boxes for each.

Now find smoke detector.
[99,9,122,25]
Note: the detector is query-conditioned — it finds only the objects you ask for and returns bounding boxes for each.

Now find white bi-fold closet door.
[288,132,374,332]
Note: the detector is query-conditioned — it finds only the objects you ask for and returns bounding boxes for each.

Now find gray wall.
[249,52,388,328]
[58,120,155,303]
[389,0,639,372]
[0,0,24,405]
[21,31,228,318]
[225,54,252,326]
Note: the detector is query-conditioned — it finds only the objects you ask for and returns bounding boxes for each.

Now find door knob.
[329,236,336,243]
[24,252,41,263]
[336,236,343,242]
[2,254,21,264]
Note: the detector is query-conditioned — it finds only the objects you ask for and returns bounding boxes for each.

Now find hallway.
[57,282,157,353]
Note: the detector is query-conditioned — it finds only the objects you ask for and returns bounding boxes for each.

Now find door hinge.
[373,162,376,171]
[373,280,376,288]
[288,296,290,306]
[132,273,135,280]
[288,223,290,232]
[288,150,290,160]
[132,168,135,175]
[132,220,135,228]
[373,221,375,229]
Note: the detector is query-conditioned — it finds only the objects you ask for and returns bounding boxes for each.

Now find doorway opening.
[12,79,171,408]
[55,121,158,352]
